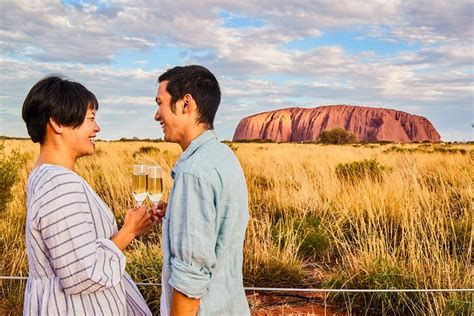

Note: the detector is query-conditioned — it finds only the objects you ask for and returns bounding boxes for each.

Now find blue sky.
[1,0,472,141]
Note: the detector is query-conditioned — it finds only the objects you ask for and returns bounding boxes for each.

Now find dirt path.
[248,292,350,315]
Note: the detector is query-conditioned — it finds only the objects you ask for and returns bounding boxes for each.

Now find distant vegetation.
[116,137,164,142]
[335,158,387,182]
[231,138,275,143]
[319,127,356,144]
[0,140,472,314]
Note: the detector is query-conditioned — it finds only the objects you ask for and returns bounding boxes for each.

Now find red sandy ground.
[248,292,351,316]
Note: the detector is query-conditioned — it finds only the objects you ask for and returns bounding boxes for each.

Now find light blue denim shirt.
[160,130,250,315]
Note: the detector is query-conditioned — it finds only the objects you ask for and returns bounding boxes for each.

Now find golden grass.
[1,140,472,314]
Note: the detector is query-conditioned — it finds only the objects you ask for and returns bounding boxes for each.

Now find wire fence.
[1,276,473,293]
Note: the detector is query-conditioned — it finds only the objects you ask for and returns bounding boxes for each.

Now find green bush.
[243,254,305,287]
[383,146,420,153]
[319,128,356,144]
[433,147,467,154]
[335,159,386,182]
[271,214,331,259]
[323,258,421,314]
[0,142,27,213]
[133,146,161,158]
[445,295,473,316]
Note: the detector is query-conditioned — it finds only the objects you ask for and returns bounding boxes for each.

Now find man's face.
[155,81,183,143]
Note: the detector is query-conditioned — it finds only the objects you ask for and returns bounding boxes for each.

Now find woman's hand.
[123,205,153,236]
[112,206,152,251]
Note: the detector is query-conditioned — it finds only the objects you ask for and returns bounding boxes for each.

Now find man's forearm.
[170,288,200,316]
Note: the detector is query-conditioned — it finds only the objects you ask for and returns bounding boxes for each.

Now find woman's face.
[64,107,101,159]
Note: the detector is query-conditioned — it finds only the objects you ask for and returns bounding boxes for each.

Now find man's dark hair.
[22,75,98,144]
[158,65,221,129]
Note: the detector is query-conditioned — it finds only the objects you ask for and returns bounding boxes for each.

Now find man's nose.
[95,121,101,132]
[154,109,161,121]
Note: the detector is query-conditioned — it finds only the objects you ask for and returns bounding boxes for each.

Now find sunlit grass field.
[1,139,472,315]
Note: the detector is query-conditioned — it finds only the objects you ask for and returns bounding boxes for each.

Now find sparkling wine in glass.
[147,165,163,205]
[132,164,148,206]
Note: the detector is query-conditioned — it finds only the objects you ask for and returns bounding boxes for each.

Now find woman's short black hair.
[22,75,98,144]
[158,65,221,129]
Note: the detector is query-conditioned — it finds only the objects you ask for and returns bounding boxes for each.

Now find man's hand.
[150,200,167,223]
[170,288,200,316]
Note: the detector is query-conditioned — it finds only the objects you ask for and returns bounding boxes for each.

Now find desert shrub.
[298,225,331,258]
[323,258,422,314]
[384,145,467,155]
[376,140,393,145]
[447,220,472,257]
[272,215,331,259]
[227,143,239,152]
[362,144,378,149]
[244,215,305,288]
[335,159,386,182]
[418,143,432,148]
[252,174,274,190]
[444,295,473,316]
[433,147,467,154]
[383,146,420,153]
[243,254,305,287]
[0,142,28,213]
[319,128,356,144]
[133,146,161,158]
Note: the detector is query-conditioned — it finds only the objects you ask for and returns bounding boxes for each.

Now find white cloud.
[0,0,472,140]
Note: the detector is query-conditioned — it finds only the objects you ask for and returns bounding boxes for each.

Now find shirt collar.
[171,130,217,178]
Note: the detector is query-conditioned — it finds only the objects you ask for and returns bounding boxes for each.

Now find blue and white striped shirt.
[24,164,151,315]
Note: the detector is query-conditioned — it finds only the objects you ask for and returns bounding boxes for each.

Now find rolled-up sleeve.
[168,172,217,298]
[34,173,126,295]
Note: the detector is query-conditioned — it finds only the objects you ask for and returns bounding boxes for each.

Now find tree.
[319,127,356,144]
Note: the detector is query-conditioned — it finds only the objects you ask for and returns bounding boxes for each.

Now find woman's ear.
[48,118,63,134]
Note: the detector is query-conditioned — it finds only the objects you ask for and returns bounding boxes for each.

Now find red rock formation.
[232,105,440,142]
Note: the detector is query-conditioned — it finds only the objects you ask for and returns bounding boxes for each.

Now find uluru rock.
[232,105,440,142]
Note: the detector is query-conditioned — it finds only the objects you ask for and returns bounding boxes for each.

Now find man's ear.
[182,94,197,114]
[48,118,63,134]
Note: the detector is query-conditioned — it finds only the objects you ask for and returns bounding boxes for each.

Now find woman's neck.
[35,144,77,171]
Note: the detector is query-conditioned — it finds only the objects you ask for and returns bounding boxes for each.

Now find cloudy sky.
[1,0,472,141]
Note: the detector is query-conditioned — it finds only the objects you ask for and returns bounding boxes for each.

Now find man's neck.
[179,125,210,151]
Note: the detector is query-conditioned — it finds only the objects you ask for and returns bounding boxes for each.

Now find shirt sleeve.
[167,172,218,299]
[32,170,126,295]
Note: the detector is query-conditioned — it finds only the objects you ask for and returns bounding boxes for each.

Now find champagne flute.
[132,164,148,206]
[147,165,163,206]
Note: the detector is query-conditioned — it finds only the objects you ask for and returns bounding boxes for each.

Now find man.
[154,65,250,315]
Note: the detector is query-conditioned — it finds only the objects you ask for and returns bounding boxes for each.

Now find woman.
[22,76,152,315]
